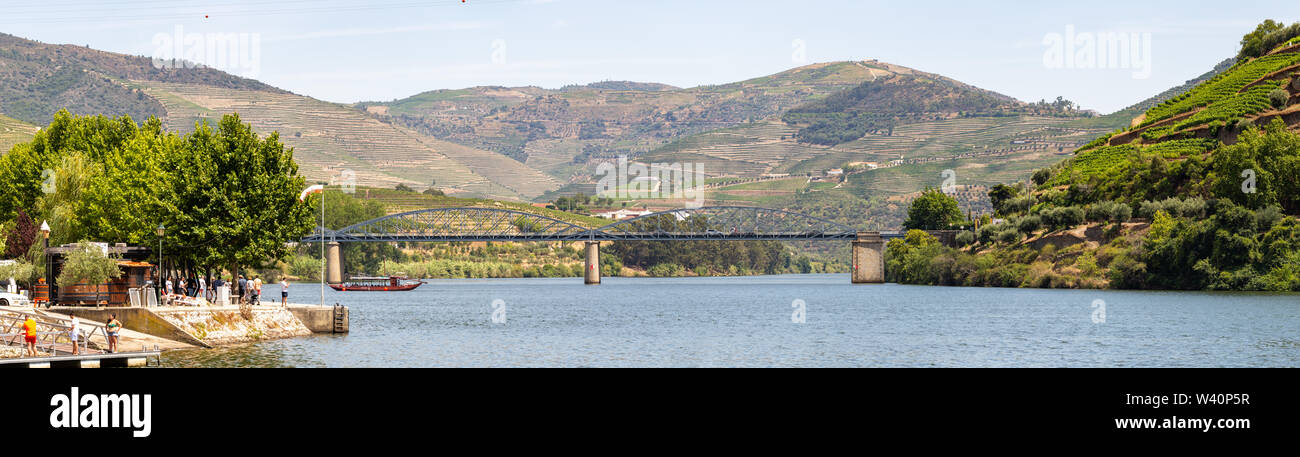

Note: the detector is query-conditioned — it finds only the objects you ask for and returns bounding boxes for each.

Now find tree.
[164,114,315,284]
[903,188,965,230]
[1212,119,1300,213]
[56,242,123,304]
[3,208,38,260]
[395,183,415,193]
[0,260,36,289]
[1238,20,1287,59]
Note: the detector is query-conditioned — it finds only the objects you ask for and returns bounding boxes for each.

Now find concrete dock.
[3,303,347,367]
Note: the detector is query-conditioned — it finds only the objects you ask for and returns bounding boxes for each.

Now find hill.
[885,21,1300,292]
[0,113,37,154]
[0,33,560,201]
[0,32,280,126]
[356,61,885,173]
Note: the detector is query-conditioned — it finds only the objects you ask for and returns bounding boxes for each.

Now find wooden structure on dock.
[44,243,154,306]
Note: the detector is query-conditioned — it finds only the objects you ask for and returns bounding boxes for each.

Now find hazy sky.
[2,0,1298,113]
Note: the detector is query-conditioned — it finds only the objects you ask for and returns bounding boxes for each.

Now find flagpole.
[320,186,326,308]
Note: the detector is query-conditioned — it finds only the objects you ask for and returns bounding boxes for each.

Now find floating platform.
[0,350,161,368]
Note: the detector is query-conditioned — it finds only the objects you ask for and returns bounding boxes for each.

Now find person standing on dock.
[165,277,174,297]
[105,314,121,354]
[280,278,289,305]
[21,315,38,357]
[253,277,263,305]
[68,312,80,355]
[237,275,247,305]
[198,276,207,302]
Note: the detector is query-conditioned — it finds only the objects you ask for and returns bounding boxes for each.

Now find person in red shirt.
[22,316,38,357]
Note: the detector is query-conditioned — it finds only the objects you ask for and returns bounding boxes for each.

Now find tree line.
[0,110,315,289]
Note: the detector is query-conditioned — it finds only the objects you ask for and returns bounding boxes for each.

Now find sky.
[1,0,1298,113]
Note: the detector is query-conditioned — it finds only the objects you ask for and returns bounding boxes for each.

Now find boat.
[329,276,425,292]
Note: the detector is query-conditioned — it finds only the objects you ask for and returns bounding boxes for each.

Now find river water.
[159,274,1300,367]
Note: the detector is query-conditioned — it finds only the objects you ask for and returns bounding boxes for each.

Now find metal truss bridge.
[300,206,902,243]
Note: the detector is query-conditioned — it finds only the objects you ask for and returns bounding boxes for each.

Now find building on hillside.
[591,209,655,220]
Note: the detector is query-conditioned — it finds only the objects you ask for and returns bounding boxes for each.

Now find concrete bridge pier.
[326,241,343,284]
[584,241,601,285]
[851,232,885,284]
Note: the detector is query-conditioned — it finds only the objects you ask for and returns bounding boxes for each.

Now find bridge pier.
[584,241,601,285]
[326,241,343,284]
[851,232,885,284]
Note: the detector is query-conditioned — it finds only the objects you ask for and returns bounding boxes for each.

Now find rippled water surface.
[160,275,1300,367]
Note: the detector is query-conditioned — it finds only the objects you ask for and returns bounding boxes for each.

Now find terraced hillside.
[0,32,279,127]
[0,113,37,154]
[358,61,887,173]
[126,80,561,200]
[1102,40,1300,148]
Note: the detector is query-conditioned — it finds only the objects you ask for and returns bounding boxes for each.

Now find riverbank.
[14,303,347,356]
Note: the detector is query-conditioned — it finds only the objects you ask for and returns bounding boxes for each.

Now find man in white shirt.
[280,279,290,305]
[68,312,81,355]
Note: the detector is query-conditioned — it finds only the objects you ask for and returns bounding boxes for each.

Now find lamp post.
[40,221,49,307]
[156,223,165,304]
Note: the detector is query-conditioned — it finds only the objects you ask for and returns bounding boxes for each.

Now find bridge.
[301,206,908,284]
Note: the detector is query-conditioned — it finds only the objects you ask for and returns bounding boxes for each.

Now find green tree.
[165,114,315,282]
[1238,20,1286,59]
[0,260,36,289]
[1212,119,1300,212]
[56,242,123,304]
[903,188,965,230]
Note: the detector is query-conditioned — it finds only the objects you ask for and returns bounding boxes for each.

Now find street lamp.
[40,221,49,307]
[156,224,165,304]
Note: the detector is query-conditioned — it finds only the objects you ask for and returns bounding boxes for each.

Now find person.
[68,312,80,355]
[165,277,174,297]
[198,276,207,302]
[21,315,38,357]
[237,275,247,305]
[280,278,289,305]
[253,277,263,305]
[179,277,188,298]
[212,276,225,304]
[105,313,121,354]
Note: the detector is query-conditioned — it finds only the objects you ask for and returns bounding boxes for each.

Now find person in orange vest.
[22,315,38,357]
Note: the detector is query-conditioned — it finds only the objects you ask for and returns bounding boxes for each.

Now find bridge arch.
[589,206,859,241]
[302,207,593,242]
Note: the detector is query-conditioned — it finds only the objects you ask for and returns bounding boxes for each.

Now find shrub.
[1031,168,1053,186]
[1269,88,1290,109]
[1113,203,1133,222]
[997,229,1020,244]
[1017,215,1042,234]
[954,231,976,247]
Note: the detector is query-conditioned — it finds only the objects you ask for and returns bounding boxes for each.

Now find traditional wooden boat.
[329,276,425,292]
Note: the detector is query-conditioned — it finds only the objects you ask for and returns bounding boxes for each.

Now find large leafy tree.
[1212,119,1300,213]
[165,113,315,279]
[903,187,966,230]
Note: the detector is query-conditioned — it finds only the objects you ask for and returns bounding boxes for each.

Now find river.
[159,274,1300,367]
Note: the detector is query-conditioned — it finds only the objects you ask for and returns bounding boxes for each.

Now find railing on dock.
[0,309,108,356]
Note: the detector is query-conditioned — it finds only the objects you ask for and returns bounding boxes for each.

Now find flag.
[299,184,325,202]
